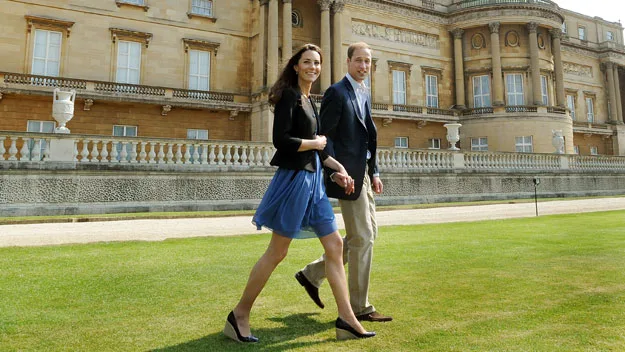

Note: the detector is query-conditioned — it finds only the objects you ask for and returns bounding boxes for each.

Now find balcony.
[0,72,251,113]
[449,0,559,12]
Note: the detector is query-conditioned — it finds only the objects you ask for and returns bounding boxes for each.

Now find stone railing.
[463,107,494,116]
[0,71,248,111]
[547,106,567,114]
[505,105,538,113]
[304,95,457,118]
[3,132,625,173]
[450,0,559,11]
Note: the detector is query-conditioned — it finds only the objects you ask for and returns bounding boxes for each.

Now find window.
[578,27,586,41]
[561,22,567,34]
[291,9,302,27]
[540,75,548,105]
[607,31,614,41]
[27,120,55,160]
[425,74,438,108]
[590,146,598,155]
[506,73,524,106]
[113,125,137,161]
[189,50,210,91]
[392,70,406,105]
[394,137,408,148]
[586,97,594,123]
[472,75,491,108]
[515,136,533,153]
[471,137,488,151]
[573,145,579,155]
[187,129,209,162]
[191,0,212,16]
[428,138,441,149]
[566,94,576,120]
[116,41,141,84]
[32,29,62,77]
[119,0,145,5]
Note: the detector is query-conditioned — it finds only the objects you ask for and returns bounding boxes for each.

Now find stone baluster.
[164,143,172,164]
[199,144,208,164]
[32,140,41,161]
[20,138,30,161]
[192,144,200,164]
[110,140,119,162]
[80,140,89,162]
[90,140,100,162]
[263,146,271,166]
[138,142,147,163]
[184,144,191,164]
[73,140,79,161]
[119,142,128,163]
[175,144,183,164]
[208,144,216,165]
[224,144,233,165]
[255,146,263,166]
[217,144,225,165]
[156,143,164,163]
[240,145,248,166]
[0,137,5,161]
[232,144,241,165]
[100,140,109,163]
[129,142,138,163]
[318,0,332,91]
[148,142,156,163]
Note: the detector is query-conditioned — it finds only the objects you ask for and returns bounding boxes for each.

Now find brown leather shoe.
[356,311,393,322]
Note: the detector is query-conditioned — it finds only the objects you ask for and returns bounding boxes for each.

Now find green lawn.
[1,211,624,351]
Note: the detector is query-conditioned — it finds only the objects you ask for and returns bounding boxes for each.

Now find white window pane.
[126,126,137,136]
[113,126,124,136]
[49,32,62,45]
[129,69,139,84]
[47,61,60,76]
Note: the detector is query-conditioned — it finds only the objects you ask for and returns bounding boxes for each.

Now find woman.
[224,44,375,343]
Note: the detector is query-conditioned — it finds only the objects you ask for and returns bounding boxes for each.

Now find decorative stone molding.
[83,99,94,111]
[259,0,268,5]
[352,20,439,50]
[382,118,392,126]
[488,22,500,34]
[527,22,538,33]
[348,0,446,25]
[471,33,486,49]
[388,60,412,71]
[115,0,149,11]
[161,105,172,116]
[537,33,545,49]
[417,120,427,129]
[317,0,332,11]
[549,28,562,39]
[505,30,519,47]
[183,38,221,55]
[229,110,239,120]
[563,62,593,78]
[451,28,464,39]
[110,28,152,48]
[332,0,345,14]
[25,15,75,38]
[450,8,563,27]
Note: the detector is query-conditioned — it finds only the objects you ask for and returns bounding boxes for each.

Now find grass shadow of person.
[150,312,335,352]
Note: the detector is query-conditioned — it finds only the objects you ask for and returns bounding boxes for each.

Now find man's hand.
[372,176,383,194]
[333,172,355,195]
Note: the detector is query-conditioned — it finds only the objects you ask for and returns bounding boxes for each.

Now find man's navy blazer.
[320,76,378,200]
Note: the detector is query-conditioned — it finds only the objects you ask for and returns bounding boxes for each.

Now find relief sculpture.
[563,62,593,78]
[352,20,439,49]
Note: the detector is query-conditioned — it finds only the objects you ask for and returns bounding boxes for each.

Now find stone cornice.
[110,28,153,47]
[25,15,75,37]
[182,38,221,54]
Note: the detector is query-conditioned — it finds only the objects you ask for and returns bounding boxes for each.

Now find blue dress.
[252,152,337,239]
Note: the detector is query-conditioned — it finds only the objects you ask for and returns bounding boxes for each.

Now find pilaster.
[489,22,504,106]
[452,28,466,109]
[527,22,542,106]
[318,0,332,91]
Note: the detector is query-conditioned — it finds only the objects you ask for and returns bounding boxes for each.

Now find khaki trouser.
[301,171,378,315]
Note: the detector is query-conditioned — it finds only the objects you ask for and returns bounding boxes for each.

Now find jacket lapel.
[342,78,367,130]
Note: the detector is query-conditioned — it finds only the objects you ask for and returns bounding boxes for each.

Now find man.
[295,42,392,322]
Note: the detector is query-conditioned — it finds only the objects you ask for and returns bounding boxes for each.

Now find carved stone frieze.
[347,0,446,25]
[83,99,94,111]
[526,22,538,33]
[563,62,593,78]
[562,45,600,59]
[352,20,439,49]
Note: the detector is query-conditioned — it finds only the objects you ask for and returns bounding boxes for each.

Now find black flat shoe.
[295,271,325,309]
[223,311,259,343]
[335,317,376,340]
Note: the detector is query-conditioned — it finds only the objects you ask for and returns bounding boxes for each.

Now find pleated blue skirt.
[252,153,337,239]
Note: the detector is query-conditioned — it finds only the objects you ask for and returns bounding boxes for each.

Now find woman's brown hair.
[268,44,323,106]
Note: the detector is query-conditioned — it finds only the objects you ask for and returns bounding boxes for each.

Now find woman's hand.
[333,170,355,195]
[314,135,327,151]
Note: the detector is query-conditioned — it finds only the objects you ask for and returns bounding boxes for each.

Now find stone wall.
[1,166,624,217]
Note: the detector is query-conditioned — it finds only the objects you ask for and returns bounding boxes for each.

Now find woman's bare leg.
[319,231,368,334]
[232,233,292,336]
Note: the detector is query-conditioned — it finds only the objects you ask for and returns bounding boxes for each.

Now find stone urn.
[52,88,76,134]
[444,123,462,151]
[552,129,565,154]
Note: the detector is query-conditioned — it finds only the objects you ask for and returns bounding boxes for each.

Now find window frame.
[392,70,406,105]
[388,61,411,105]
[394,136,409,149]
[24,15,74,77]
[182,38,220,91]
[472,75,491,108]
[566,94,576,120]
[109,28,152,84]
[31,29,62,77]
[606,31,614,41]
[471,137,488,152]
[515,136,533,153]
[505,73,524,106]
[585,96,595,123]
[425,74,439,108]
[188,49,211,91]
[115,0,149,11]
[590,146,598,155]
[27,120,56,160]
[428,138,441,150]
[116,40,142,84]
[540,74,549,106]
[187,0,216,21]
[578,26,586,41]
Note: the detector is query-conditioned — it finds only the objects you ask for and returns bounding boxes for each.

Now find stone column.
[613,66,624,123]
[256,0,267,89]
[489,22,504,106]
[282,0,292,66]
[606,62,618,123]
[527,22,542,105]
[550,28,566,107]
[332,0,345,83]
[318,0,332,91]
[452,28,466,109]
[267,0,279,86]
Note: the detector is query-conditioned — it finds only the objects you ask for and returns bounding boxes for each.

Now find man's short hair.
[347,42,371,59]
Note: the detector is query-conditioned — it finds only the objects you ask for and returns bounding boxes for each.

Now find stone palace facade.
[1,0,625,156]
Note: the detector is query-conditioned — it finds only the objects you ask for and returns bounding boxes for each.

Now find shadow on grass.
[151,313,334,351]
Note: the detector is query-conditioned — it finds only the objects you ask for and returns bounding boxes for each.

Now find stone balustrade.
[3,131,625,173]
[450,0,559,11]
